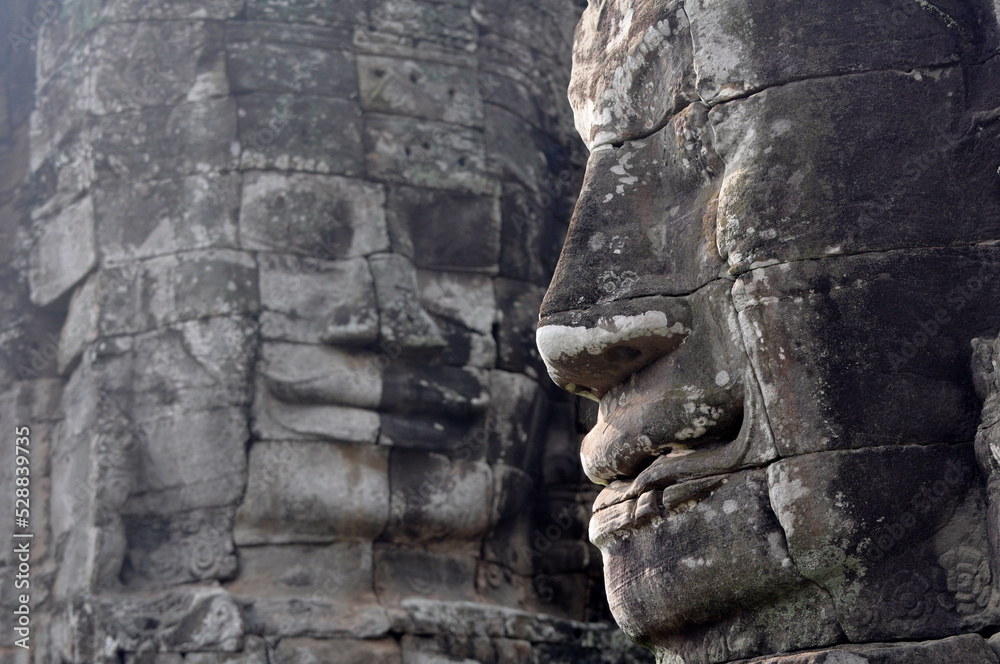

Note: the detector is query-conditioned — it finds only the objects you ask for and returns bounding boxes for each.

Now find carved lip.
[589,474,729,548]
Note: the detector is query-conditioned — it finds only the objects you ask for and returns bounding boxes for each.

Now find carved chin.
[593,469,842,661]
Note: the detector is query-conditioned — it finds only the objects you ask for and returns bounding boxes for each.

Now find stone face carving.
[537,1,1000,662]
[0,1,667,663]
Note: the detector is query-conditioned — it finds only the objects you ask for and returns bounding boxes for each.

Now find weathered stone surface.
[733,247,1000,456]
[98,250,258,336]
[358,55,483,127]
[94,173,241,262]
[365,114,496,195]
[258,253,379,345]
[381,363,488,418]
[120,406,249,514]
[370,253,447,351]
[386,185,501,273]
[385,451,493,548]
[685,0,988,104]
[591,469,843,664]
[260,342,382,409]
[362,0,478,54]
[416,269,496,335]
[539,104,725,314]
[710,68,1000,273]
[120,506,238,588]
[271,637,401,664]
[234,441,389,544]
[769,444,997,643]
[568,0,695,150]
[226,542,374,601]
[737,634,999,664]
[374,545,479,604]
[96,588,245,654]
[237,93,364,175]
[240,171,388,259]
[58,273,99,373]
[226,22,357,97]
[29,194,96,307]
[495,278,546,379]
[252,379,381,443]
[93,98,239,181]
[246,0,368,29]
[88,21,228,114]
[498,182,567,286]
[242,599,392,639]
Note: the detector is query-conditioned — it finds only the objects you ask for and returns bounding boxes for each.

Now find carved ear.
[971,336,997,401]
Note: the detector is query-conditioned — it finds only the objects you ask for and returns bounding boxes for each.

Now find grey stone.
[539,104,725,315]
[120,406,249,515]
[260,342,382,409]
[252,378,381,443]
[98,250,259,336]
[591,469,843,664]
[385,451,492,550]
[87,21,228,114]
[93,98,239,181]
[769,444,997,643]
[239,171,388,259]
[29,194,96,307]
[386,185,501,273]
[120,506,238,588]
[237,93,365,175]
[498,182,567,286]
[245,0,368,29]
[94,589,244,654]
[494,278,547,379]
[234,441,389,544]
[365,113,496,195]
[685,0,984,104]
[363,0,477,55]
[381,363,489,418]
[58,273,99,374]
[93,173,241,262]
[739,634,1000,663]
[733,247,1000,456]
[225,542,374,601]
[271,637,401,664]
[358,55,483,127]
[568,0,696,150]
[374,545,479,604]
[242,599,391,639]
[257,253,379,345]
[709,68,1000,274]
[226,22,357,98]
[370,253,447,351]
[416,269,495,335]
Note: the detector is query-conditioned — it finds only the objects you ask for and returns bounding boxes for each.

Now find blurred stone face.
[538,1,1000,661]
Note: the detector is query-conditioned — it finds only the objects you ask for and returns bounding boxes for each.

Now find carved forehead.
[570,0,988,150]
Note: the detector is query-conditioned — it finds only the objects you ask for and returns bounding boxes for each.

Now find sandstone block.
[240,171,388,259]
[237,93,364,175]
[365,114,495,195]
[29,195,96,307]
[386,185,500,273]
[358,55,483,127]
[257,253,379,345]
[234,441,389,544]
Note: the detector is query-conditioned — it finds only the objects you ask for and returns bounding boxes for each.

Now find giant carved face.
[537,2,1000,662]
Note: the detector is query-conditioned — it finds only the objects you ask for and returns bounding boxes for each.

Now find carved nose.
[536,296,692,400]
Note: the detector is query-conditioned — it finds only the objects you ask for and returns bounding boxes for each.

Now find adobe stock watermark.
[7,0,61,54]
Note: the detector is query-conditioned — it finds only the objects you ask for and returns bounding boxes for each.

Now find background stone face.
[0,1,657,663]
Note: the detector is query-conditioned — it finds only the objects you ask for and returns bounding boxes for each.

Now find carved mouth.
[584,357,751,546]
